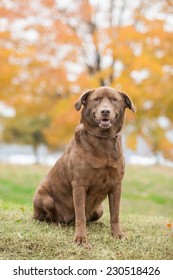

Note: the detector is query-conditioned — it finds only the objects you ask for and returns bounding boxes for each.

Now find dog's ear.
[74,89,95,111]
[119,91,136,113]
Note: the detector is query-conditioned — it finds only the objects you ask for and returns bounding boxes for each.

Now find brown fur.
[33,86,136,246]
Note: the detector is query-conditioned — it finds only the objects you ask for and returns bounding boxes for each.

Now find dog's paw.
[73,234,90,248]
[112,230,127,239]
[111,223,127,239]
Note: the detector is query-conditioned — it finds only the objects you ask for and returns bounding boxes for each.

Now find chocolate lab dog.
[33,86,136,246]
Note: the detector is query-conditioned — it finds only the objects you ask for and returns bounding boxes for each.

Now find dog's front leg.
[108,183,126,239]
[73,186,88,246]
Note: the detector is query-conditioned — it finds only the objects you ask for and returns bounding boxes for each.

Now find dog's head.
[74,86,136,130]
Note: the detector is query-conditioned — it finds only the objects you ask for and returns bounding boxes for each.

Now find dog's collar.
[85,129,120,140]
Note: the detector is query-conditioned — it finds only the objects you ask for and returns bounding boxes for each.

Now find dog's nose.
[101,108,110,116]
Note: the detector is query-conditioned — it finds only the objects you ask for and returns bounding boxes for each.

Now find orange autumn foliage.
[0,0,173,157]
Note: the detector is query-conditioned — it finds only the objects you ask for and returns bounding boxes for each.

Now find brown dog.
[33,86,136,246]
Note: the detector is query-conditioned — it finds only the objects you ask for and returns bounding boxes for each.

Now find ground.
[0,164,173,259]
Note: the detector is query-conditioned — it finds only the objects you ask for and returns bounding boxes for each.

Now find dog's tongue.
[99,119,111,129]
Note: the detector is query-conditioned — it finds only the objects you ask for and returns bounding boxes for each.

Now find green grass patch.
[122,165,173,216]
[0,164,48,205]
[0,163,173,259]
[0,164,173,216]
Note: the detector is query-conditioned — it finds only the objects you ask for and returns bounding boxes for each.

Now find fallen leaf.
[166,223,173,229]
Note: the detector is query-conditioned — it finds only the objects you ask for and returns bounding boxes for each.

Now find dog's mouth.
[99,118,112,129]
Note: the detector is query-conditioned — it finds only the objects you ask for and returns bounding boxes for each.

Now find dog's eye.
[93,97,100,102]
[111,98,118,102]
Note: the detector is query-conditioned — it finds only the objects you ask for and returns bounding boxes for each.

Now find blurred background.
[0,0,173,165]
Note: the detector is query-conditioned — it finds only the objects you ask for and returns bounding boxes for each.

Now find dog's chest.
[82,136,122,169]
[83,151,119,169]
[87,166,116,192]
[84,167,116,210]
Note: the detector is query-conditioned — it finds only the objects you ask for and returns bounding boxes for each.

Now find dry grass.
[0,200,173,260]
[0,164,173,259]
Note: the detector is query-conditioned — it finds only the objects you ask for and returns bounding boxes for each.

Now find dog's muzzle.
[99,119,112,129]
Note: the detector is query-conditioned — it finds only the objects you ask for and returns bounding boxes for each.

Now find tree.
[0,0,173,159]
[3,115,50,162]
[55,0,173,158]
[0,0,71,151]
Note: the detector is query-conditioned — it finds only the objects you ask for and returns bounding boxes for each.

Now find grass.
[0,163,173,259]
